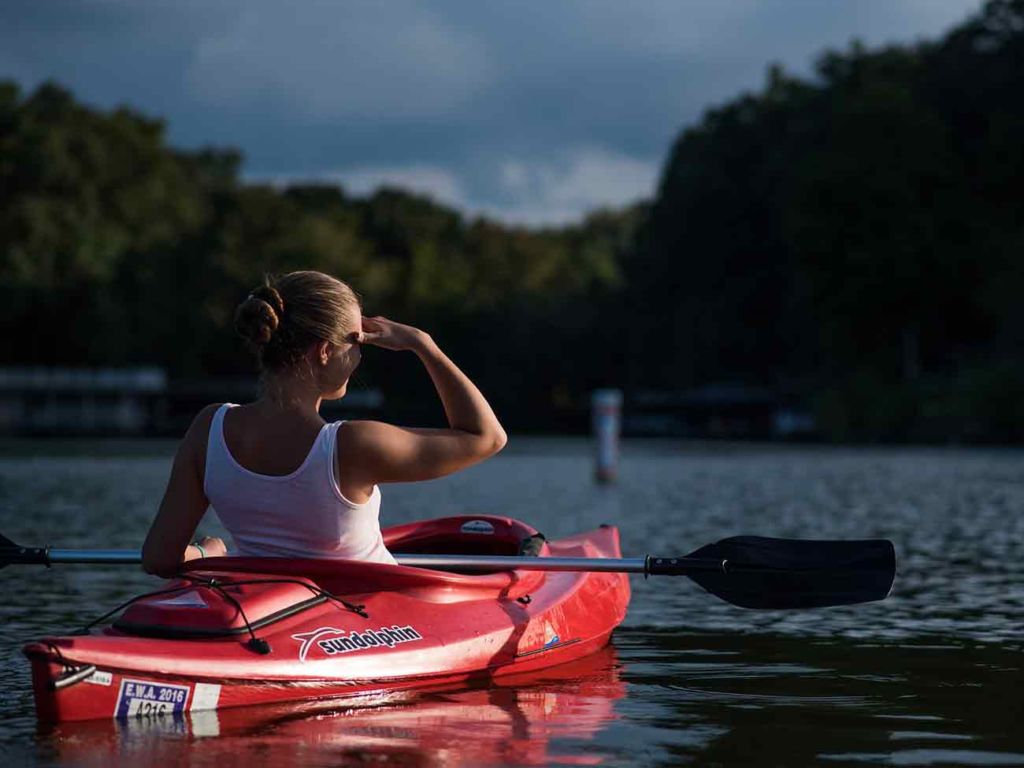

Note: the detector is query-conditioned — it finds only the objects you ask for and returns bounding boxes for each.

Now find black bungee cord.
[76,573,370,655]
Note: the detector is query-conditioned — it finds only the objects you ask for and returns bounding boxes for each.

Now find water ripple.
[1,440,1022,765]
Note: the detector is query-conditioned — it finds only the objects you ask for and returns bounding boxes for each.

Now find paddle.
[0,532,894,610]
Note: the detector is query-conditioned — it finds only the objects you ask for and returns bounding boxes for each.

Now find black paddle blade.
[681,536,896,609]
[0,532,50,569]
[0,532,16,570]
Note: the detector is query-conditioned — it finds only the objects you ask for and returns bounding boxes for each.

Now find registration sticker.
[85,669,113,686]
[115,679,190,719]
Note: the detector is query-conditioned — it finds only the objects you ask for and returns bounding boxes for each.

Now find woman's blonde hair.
[234,271,360,371]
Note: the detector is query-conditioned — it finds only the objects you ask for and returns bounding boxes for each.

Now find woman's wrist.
[411,331,436,356]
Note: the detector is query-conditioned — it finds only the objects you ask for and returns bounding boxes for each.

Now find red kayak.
[24,515,631,722]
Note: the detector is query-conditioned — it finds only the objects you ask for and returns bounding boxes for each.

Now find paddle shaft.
[2,533,897,609]
[14,547,730,575]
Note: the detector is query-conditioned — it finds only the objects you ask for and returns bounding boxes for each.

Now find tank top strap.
[322,420,345,490]
[211,403,236,453]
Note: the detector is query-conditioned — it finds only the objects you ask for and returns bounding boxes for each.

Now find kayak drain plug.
[247,638,272,655]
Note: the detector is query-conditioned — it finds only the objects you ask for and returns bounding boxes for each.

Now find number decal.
[115,679,191,719]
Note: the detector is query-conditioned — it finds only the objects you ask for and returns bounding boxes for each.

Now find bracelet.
[193,542,207,559]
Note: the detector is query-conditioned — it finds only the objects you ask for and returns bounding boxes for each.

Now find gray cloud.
[186,3,493,119]
[1,0,982,224]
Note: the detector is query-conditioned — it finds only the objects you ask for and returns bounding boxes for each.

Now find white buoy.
[591,389,622,483]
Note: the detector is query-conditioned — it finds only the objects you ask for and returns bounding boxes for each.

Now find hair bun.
[233,271,361,371]
[234,285,285,347]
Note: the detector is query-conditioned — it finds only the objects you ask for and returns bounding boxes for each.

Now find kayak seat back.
[384,515,549,560]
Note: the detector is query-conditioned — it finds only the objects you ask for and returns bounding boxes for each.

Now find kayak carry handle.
[50,664,97,691]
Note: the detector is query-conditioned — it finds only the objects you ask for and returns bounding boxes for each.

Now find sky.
[1,0,983,226]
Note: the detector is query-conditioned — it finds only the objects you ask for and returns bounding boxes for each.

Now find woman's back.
[217,402,326,477]
[204,403,395,563]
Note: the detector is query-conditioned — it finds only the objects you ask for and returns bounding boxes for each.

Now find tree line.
[1,0,1022,441]
[626,0,1024,441]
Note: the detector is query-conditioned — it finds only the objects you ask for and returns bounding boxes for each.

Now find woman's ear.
[317,340,331,366]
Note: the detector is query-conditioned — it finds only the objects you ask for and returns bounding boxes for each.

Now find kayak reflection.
[43,645,625,767]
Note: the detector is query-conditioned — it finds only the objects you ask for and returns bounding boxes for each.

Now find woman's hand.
[182,535,227,563]
[360,316,429,352]
[195,536,227,558]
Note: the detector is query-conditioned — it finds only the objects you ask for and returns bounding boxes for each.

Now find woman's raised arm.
[337,317,506,492]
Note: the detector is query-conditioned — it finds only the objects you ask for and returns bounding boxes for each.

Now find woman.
[141,270,507,577]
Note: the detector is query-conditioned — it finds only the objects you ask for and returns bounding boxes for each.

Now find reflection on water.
[1,440,1023,766]
[21,631,1024,768]
[615,630,1024,767]
[38,648,624,768]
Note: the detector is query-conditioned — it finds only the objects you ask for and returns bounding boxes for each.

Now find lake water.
[0,439,1022,766]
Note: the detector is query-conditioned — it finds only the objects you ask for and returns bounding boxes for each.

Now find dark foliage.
[625,0,1024,441]
[1,0,1022,441]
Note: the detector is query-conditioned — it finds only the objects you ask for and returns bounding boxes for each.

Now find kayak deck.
[24,516,630,722]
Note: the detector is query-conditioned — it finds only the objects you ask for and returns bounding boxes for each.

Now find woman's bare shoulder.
[179,403,225,465]
[336,419,382,447]
[335,419,405,464]
[188,403,224,438]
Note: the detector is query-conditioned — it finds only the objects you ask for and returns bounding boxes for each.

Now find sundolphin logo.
[291,625,423,662]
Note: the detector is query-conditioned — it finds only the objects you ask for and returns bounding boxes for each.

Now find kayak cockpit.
[182,514,549,583]
[113,516,550,639]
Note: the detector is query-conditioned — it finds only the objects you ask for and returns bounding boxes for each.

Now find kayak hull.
[24,516,630,722]
[27,628,618,722]
[42,645,626,767]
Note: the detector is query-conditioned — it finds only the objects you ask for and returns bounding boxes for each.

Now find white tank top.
[203,403,395,564]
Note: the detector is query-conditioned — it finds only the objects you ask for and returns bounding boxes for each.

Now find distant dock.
[0,368,383,437]
[0,368,166,436]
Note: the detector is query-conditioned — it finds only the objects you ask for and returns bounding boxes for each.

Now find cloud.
[488,148,659,225]
[536,0,764,56]
[0,48,33,86]
[250,147,658,227]
[187,2,491,119]
[2,0,984,226]
[249,164,467,207]
[888,0,987,41]
[341,166,467,204]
